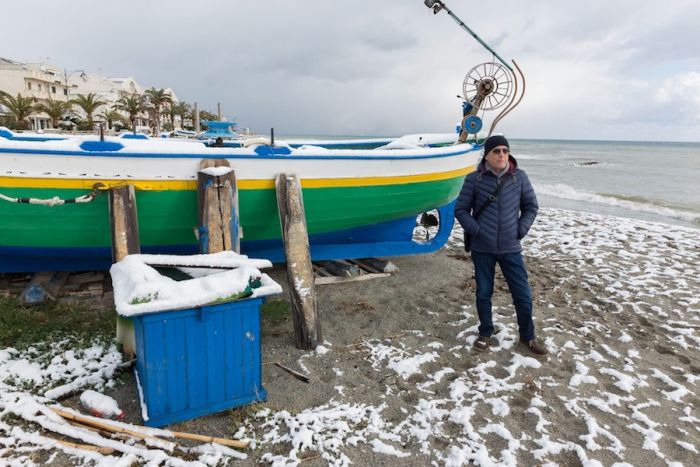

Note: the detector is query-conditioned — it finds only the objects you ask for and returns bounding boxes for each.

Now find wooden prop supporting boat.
[197,159,239,254]
[276,174,321,350]
[108,184,140,356]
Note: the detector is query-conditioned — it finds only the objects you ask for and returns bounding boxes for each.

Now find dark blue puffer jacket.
[454,155,538,254]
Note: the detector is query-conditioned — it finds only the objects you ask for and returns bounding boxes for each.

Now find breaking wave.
[535,183,700,223]
[512,153,547,160]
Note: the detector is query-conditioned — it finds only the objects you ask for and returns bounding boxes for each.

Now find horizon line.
[277,132,700,145]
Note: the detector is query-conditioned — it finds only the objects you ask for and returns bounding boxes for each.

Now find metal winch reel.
[459,61,516,140]
[463,62,514,112]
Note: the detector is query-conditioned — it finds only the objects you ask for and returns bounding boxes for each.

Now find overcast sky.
[3,0,699,141]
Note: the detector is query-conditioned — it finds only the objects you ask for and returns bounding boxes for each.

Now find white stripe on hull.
[0,139,480,181]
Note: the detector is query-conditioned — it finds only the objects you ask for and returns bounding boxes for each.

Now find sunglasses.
[489,148,510,155]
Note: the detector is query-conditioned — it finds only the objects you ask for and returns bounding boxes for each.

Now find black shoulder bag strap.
[464,176,507,252]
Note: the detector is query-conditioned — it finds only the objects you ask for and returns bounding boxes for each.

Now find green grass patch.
[260,299,291,324]
[0,296,116,348]
[129,293,157,305]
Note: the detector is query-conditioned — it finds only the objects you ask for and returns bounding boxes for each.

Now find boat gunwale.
[0,145,479,161]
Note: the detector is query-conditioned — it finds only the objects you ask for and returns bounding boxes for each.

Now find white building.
[0,58,69,129]
[0,57,180,131]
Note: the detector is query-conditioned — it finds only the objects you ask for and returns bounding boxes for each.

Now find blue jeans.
[471,251,535,341]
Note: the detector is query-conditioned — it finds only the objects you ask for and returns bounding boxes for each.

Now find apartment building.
[0,57,178,131]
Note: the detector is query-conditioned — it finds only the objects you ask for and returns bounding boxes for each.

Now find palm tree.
[161,103,175,131]
[198,110,218,129]
[144,88,172,135]
[172,101,192,129]
[162,101,191,130]
[71,93,106,129]
[0,92,36,129]
[34,99,72,129]
[112,93,147,131]
[98,109,124,130]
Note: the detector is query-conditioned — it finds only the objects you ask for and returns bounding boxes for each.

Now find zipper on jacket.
[496,177,502,253]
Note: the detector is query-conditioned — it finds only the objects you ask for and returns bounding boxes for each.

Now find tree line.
[0,88,215,134]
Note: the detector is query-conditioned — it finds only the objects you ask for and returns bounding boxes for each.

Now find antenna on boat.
[99,123,105,142]
[424,0,526,142]
[270,128,275,147]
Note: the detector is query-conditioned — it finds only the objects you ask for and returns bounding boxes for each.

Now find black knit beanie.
[483,135,509,155]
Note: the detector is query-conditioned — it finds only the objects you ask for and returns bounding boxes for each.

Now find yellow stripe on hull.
[0,165,474,191]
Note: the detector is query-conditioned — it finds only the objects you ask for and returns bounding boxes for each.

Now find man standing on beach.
[454,135,547,355]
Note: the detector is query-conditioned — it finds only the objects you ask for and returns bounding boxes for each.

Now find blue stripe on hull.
[0,202,455,273]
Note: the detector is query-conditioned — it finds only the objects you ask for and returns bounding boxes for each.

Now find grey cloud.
[1,0,699,141]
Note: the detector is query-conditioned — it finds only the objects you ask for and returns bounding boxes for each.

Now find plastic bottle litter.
[79,390,125,420]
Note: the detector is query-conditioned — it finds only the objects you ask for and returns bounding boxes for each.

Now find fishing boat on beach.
[0,1,526,274]
[0,129,481,272]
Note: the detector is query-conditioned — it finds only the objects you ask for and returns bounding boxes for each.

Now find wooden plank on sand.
[315,272,391,285]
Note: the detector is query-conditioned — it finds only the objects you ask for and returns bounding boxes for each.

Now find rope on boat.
[0,183,106,206]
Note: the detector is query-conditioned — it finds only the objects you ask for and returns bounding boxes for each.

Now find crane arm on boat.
[424,0,525,141]
[424,0,513,72]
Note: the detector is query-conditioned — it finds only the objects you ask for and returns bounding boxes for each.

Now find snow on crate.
[110,251,282,315]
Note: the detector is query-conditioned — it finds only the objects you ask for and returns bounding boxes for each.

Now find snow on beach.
[249,208,700,466]
[0,336,250,465]
[1,207,699,466]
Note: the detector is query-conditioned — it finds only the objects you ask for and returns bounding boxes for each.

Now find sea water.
[287,134,699,229]
[510,139,700,229]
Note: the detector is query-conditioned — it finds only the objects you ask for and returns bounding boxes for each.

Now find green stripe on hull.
[0,176,464,248]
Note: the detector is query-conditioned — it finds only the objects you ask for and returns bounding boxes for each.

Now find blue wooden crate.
[132,297,266,427]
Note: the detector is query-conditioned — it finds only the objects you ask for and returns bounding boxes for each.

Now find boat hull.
[0,133,479,272]
[0,200,457,272]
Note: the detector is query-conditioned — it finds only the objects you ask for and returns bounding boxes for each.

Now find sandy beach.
[1,207,699,466]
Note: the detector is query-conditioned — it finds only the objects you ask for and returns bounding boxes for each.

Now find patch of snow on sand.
[0,335,248,466]
[363,339,438,379]
[249,209,700,465]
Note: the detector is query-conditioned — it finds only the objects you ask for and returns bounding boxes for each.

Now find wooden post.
[275,174,321,350]
[197,159,239,253]
[194,102,200,133]
[109,185,140,262]
[109,184,140,356]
